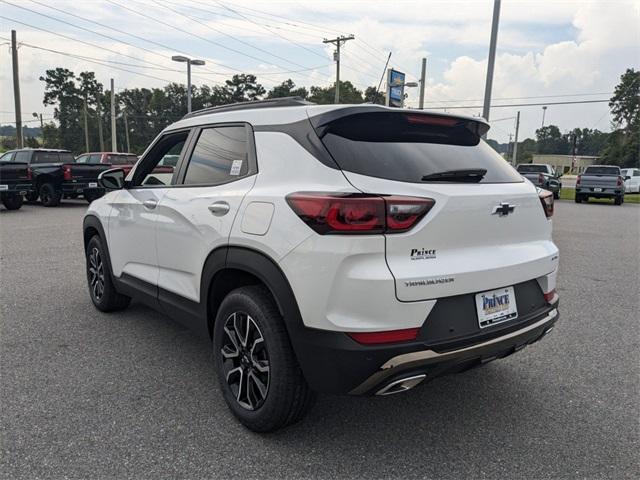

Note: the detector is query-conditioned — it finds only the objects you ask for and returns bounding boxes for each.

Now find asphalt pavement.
[1,199,639,479]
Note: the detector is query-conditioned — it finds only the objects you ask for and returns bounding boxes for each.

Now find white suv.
[84,98,560,432]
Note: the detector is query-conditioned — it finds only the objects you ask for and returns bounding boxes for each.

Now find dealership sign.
[387,69,405,107]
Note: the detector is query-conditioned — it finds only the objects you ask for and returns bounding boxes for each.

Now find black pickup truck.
[2,149,111,206]
[0,155,34,210]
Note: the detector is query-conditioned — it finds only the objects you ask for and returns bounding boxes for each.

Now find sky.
[1,0,639,143]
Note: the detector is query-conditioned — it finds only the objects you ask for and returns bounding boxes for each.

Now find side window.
[634,169,640,177]
[14,151,30,163]
[0,152,15,162]
[183,126,251,185]
[89,154,102,164]
[75,155,88,164]
[131,131,189,187]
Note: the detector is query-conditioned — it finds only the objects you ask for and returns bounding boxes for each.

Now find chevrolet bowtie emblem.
[492,202,516,216]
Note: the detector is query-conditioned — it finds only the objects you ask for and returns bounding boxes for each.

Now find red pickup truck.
[75,152,139,175]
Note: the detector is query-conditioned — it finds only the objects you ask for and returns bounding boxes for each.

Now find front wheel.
[2,194,23,210]
[575,194,582,203]
[85,235,131,312]
[213,285,316,432]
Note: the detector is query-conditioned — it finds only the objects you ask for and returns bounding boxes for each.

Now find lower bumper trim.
[350,308,558,395]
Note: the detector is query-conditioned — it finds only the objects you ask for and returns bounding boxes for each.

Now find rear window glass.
[318,112,522,183]
[584,166,620,175]
[107,154,137,165]
[517,164,547,173]
[33,151,75,163]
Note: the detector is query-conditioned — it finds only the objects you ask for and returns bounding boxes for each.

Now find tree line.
[2,67,637,168]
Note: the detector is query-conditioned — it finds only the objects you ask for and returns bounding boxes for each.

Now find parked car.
[2,149,112,206]
[575,165,625,205]
[516,163,562,199]
[0,152,34,210]
[84,99,560,432]
[75,152,139,175]
[620,168,640,194]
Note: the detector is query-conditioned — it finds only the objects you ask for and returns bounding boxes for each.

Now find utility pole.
[482,0,501,126]
[323,35,355,104]
[541,105,547,128]
[123,109,130,153]
[95,91,105,152]
[110,78,117,152]
[512,110,520,164]
[83,93,90,152]
[419,58,427,110]
[11,30,23,149]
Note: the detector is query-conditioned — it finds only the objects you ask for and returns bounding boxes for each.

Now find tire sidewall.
[86,236,111,309]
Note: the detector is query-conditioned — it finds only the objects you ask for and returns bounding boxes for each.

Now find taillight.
[543,288,558,304]
[538,173,544,184]
[285,192,434,235]
[617,176,623,186]
[62,165,72,181]
[347,327,420,345]
[26,166,32,180]
[539,189,554,219]
[576,175,581,186]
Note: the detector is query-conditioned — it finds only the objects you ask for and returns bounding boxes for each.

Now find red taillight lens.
[62,165,72,181]
[538,173,545,184]
[617,176,623,186]
[405,114,459,127]
[347,327,420,345]
[26,166,32,180]
[543,289,558,303]
[539,189,554,219]
[576,175,581,186]
[285,193,434,235]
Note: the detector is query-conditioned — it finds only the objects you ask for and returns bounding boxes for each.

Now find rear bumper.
[62,183,104,194]
[292,301,559,396]
[576,187,623,197]
[0,183,33,195]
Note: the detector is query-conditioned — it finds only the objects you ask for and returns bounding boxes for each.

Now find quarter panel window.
[14,151,30,162]
[183,126,250,185]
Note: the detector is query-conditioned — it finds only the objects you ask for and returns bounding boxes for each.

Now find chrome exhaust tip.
[375,374,426,396]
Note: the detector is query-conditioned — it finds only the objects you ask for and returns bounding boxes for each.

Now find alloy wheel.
[220,312,270,410]
[88,247,105,301]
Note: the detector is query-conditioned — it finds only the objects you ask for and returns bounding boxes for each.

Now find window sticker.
[230,159,243,176]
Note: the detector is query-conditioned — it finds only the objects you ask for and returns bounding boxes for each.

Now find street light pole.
[482,0,501,126]
[541,105,547,128]
[419,58,427,110]
[172,56,205,113]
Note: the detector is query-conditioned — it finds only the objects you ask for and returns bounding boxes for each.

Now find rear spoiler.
[308,105,490,138]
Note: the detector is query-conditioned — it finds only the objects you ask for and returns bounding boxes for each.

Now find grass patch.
[559,188,640,204]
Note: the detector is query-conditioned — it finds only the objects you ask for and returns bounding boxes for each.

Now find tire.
[85,235,131,312]
[2,194,23,210]
[553,190,560,200]
[84,190,103,203]
[39,183,62,207]
[213,285,316,432]
[25,191,38,203]
[575,194,582,203]
[614,195,623,205]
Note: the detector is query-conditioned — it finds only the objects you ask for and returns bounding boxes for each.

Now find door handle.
[143,199,158,210]
[208,201,230,216]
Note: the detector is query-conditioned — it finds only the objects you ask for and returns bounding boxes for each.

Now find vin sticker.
[230,160,243,176]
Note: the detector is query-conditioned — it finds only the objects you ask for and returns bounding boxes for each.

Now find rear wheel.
[575,194,582,203]
[614,195,623,205]
[213,285,316,432]
[2,194,23,210]
[39,183,61,207]
[86,235,131,312]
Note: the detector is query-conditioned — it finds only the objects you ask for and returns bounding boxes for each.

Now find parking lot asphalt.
[1,199,639,480]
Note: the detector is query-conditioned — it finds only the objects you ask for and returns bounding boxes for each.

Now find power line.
[423,99,610,109]
[406,91,614,104]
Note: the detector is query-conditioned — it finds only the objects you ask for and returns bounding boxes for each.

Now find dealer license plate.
[593,188,602,192]
[0,184,8,191]
[88,182,98,188]
[475,286,518,328]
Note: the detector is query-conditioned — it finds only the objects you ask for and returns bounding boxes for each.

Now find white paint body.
[621,168,640,193]
[88,104,559,333]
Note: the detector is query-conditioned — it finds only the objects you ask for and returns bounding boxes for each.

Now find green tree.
[602,69,639,168]
[363,86,384,104]
[308,81,364,104]
[535,125,569,154]
[225,74,265,102]
[41,68,84,153]
[267,79,308,99]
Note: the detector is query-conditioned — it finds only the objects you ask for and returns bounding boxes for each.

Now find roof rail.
[182,96,314,119]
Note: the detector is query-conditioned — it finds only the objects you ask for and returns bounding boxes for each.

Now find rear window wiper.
[421,168,487,182]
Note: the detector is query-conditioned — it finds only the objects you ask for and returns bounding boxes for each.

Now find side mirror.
[99,168,125,190]
[625,176,631,180]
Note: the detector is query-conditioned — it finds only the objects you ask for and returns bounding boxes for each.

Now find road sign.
[387,69,405,107]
